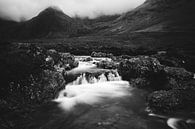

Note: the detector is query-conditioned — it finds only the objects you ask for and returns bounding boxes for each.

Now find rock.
[0,44,78,129]
[59,53,79,70]
[153,54,183,68]
[91,51,114,58]
[147,89,195,113]
[96,60,118,69]
[164,67,193,81]
[47,49,61,65]
[129,78,151,89]
[152,50,195,73]
[83,57,93,62]
[164,67,194,89]
[40,70,65,102]
[118,56,164,80]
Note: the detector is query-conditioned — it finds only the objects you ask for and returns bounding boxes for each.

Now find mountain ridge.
[0,0,195,40]
[0,7,91,39]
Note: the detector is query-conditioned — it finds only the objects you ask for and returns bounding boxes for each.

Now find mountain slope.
[23,7,90,38]
[0,7,90,40]
[99,0,195,34]
[0,19,18,40]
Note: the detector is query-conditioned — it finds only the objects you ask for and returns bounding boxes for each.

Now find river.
[26,56,194,129]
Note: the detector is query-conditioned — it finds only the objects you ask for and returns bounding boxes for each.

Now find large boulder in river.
[118,56,195,90]
[59,53,79,70]
[164,67,193,80]
[164,67,194,89]
[96,60,118,69]
[118,56,166,89]
[129,78,151,89]
[118,56,164,79]
[147,89,195,113]
[83,57,93,62]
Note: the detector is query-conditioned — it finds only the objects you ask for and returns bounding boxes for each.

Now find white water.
[55,60,130,111]
[54,57,195,129]
[55,81,130,111]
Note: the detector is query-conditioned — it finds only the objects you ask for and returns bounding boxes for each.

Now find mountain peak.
[38,6,66,17]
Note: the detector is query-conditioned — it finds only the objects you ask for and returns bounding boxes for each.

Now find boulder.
[0,44,76,129]
[118,56,164,80]
[164,67,193,80]
[47,49,61,65]
[96,60,118,69]
[164,67,194,89]
[129,78,151,89]
[83,57,93,62]
[59,53,79,70]
[147,89,195,113]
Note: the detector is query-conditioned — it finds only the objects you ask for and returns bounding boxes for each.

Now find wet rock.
[164,67,193,81]
[96,60,118,69]
[147,89,195,113]
[91,51,114,58]
[0,44,77,129]
[118,56,164,80]
[47,49,61,65]
[83,57,93,62]
[0,45,68,104]
[40,70,65,102]
[59,53,79,70]
[129,78,151,89]
[164,67,194,89]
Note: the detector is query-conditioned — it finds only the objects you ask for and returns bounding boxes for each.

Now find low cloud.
[0,0,145,21]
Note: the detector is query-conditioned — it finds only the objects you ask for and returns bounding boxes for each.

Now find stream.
[26,56,194,129]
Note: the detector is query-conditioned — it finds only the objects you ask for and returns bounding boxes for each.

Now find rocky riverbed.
[0,43,195,129]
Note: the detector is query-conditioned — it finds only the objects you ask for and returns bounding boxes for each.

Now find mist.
[0,0,145,22]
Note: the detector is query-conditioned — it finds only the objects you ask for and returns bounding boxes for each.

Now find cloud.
[0,0,145,21]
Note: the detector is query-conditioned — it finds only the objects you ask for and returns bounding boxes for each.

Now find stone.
[147,89,195,113]
[118,56,164,80]
[96,60,118,69]
[129,78,151,89]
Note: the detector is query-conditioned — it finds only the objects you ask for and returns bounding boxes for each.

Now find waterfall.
[69,69,122,85]
[54,60,130,111]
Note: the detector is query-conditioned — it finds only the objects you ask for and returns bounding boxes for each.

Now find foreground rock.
[164,67,194,89]
[118,56,164,79]
[0,43,78,129]
[118,56,194,89]
[118,56,166,89]
[147,89,195,113]
[117,55,195,113]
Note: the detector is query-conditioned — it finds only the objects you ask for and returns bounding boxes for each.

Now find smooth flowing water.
[27,56,194,129]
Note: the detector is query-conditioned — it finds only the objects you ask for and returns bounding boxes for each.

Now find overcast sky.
[0,0,145,21]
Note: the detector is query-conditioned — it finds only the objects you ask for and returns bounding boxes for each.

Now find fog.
[0,0,145,21]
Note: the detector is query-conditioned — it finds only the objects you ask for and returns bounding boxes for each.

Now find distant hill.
[0,0,195,40]
[0,7,90,40]
[0,19,18,40]
[98,0,195,34]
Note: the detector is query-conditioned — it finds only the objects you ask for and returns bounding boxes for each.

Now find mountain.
[98,0,195,34]
[0,7,90,40]
[0,19,18,40]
